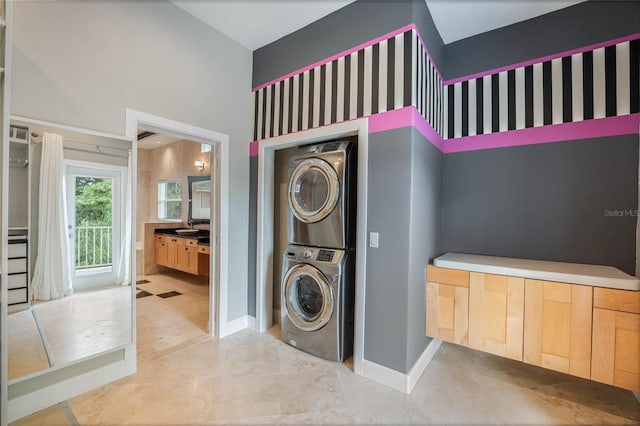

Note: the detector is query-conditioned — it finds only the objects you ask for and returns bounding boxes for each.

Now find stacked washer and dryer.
[280,139,357,362]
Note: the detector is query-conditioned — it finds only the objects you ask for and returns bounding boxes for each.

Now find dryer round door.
[283,264,334,332]
[288,158,340,224]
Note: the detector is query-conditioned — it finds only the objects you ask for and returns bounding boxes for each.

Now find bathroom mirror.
[188,175,211,222]
[6,118,133,382]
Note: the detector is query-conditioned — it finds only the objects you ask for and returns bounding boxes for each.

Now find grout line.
[30,308,55,368]
[59,401,80,426]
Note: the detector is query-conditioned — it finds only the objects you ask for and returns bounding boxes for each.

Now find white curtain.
[116,151,132,286]
[31,132,73,300]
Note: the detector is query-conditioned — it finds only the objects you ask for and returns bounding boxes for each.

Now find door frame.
[256,118,369,375]
[65,161,126,290]
[125,109,230,345]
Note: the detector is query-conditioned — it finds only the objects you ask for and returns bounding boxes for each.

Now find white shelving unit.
[1,1,14,425]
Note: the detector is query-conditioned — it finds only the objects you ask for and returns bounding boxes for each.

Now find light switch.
[369,232,379,248]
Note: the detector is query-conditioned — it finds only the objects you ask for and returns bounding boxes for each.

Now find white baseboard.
[407,338,442,393]
[361,338,442,394]
[247,315,256,331]
[219,315,251,337]
[8,358,128,423]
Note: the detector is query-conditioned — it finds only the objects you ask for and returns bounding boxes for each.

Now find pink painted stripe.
[369,106,445,152]
[252,24,416,92]
[443,114,640,153]
[409,107,445,152]
[368,106,414,133]
[445,33,640,85]
[249,140,259,157]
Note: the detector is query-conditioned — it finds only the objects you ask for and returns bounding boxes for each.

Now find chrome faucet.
[188,219,194,229]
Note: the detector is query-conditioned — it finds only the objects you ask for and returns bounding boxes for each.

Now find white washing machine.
[287,139,356,249]
[281,244,354,362]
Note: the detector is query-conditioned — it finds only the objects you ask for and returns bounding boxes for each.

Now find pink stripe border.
[369,106,445,152]
[444,113,640,153]
[251,110,638,156]
[249,140,259,157]
[252,23,416,92]
[252,21,639,91]
[445,33,640,85]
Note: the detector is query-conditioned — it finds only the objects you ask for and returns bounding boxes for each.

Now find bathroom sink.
[175,229,199,236]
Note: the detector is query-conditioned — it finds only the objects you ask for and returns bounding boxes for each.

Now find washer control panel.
[316,249,335,262]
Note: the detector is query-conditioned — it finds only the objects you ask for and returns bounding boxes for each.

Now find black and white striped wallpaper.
[252,28,639,143]
[444,38,640,139]
[252,30,416,141]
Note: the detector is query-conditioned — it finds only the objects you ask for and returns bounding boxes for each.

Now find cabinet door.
[174,238,189,272]
[524,280,592,379]
[155,239,168,267]
[592,308,640,392]
[426,282,468,345]
[469,273,524,361]
[186,247,198,275]
[166,238,177,268]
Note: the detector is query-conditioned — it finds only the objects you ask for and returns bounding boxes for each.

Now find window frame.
[158,178,183,222]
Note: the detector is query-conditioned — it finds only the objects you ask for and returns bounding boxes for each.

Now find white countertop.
[433,252,640,291]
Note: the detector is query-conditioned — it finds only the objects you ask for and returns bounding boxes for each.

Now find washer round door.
[283,264,334,332]
[288,158,340,224]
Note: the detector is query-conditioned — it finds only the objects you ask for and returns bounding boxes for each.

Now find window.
[201,143,211,153]
[158,179,182,221]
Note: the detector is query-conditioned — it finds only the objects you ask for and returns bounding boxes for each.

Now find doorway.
[66,164,124,290]
[125,109,230,343]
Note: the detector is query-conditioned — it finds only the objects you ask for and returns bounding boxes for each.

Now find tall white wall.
[11,0,253,319]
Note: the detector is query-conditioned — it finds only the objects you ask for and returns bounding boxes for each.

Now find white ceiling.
[137,133,182,150]
[427,1,584,44]
[170,1,584,50]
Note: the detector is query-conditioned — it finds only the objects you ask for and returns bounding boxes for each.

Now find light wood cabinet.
[591,288,640,391]
[155,235,171,268]
[155,235,208,276]
[469,273,524,361]
[426,266,469,345]
[523,280,593,379]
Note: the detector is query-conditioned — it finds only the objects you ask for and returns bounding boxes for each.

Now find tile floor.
[8,285,131,381]
[12,271,640,425]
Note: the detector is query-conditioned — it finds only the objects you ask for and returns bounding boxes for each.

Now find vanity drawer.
[198,245,210,254]
[8,258,27,274]
[8,273,27,289]
[187,239,198,247]
[155,235,166,242]
[8,243,27,258]
[8,288,28,305]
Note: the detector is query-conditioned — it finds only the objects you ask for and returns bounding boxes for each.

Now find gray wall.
[365,130,412,372]
[365,127,442,373]
[442,135,639,275]
[406,128,442,368]
[443,0,640,79]
[12,0,253,320]
[252,0,443,87]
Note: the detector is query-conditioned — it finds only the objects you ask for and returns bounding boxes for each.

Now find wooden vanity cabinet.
[175,238,198,275]
[523,280,593,379]
[468,273,524,361]
[155,235,172,268]
[426,266,469,345]
[156,235,205,275]
[591,288,640,391]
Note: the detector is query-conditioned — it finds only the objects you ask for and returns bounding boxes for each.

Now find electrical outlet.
[369,232,379,248]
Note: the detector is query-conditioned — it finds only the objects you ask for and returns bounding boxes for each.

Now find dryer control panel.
[285,245,347,265]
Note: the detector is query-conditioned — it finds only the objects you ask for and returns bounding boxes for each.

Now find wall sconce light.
[194,160,204,171]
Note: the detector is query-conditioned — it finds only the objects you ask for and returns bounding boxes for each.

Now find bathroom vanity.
[154,229,210,276]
